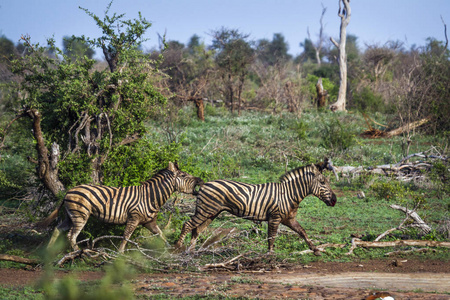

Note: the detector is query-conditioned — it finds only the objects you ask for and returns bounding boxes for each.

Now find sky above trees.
[1,0,449,58]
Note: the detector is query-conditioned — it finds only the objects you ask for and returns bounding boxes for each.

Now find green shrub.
[306,74,338,104]
[319,118,356,152]
[351,86,388,113]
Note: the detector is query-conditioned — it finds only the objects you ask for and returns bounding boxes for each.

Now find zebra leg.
[174,219,195,250]
[267,217,282,253]
[66,214,89,251]
[282,218,321,256]
[189,218,214,251]
[175,212,209,250]
[47,217,71,250]
[118,218,139,253]
[143,219,168,244]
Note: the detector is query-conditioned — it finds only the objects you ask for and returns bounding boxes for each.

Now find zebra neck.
[280,175,311,204]
[144,172,176,208]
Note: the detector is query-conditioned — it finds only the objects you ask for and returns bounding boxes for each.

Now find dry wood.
[186,97,205,121]
[294,243,346,255]
[386,116,431,136]
[0,254,39,265]
[201,253,246,270]
[389,204,431,234]
[346,238,450,255]
[335,149,447,182]
[315,78,328,108]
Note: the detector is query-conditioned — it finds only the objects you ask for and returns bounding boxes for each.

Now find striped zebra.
[39,162,204,252]
[175,158,337,255]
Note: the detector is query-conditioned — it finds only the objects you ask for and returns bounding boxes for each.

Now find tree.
[1,3,168,205]
[257,33,291,66]
[62,36,95,60]
[210,28,254,115]
[329,0,351,112]
[307,3,327,66]
[298,38,317,63]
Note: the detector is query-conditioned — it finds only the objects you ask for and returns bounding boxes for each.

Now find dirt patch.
[1,259,449,299]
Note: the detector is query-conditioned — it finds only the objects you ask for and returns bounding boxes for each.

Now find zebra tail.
[36,201,64,229]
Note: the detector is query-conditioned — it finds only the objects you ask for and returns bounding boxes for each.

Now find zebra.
[39,162,204,252]
[175,158,337,256]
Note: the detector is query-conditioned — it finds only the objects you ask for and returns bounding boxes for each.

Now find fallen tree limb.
[334,149,448,182]
[346,238,450,255]
[386,117,431,137]
[375,204,431,241]
[201,252,247,270]
[293,243,346,255]
[389,204,431,234]
[0,254,39,265]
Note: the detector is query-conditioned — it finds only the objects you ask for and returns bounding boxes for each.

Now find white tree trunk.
[330,0,351,112]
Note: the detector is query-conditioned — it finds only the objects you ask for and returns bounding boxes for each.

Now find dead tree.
[330,0,351,112]
[315,78,328,108]
[307,3,327,66]
[187,97,205,121]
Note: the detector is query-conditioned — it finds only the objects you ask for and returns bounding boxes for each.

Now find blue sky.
[1,0,449,58]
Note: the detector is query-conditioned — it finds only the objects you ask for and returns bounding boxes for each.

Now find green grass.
[147,106,449,262]
[0,286,44,300]
[0,108,448,299]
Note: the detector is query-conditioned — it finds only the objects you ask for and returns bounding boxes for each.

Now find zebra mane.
[142,168,174,184]
[279,164,316,182]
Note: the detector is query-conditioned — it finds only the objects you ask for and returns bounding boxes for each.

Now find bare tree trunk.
[188,97,205,121]
[330,0,351,112]
[307,4,327,67]
[316,78,328,108]
[26,108,65,198]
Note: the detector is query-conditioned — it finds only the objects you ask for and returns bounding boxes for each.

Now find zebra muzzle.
[327,193,337,207]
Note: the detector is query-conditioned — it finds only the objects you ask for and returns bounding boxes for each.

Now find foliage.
[319,117,356,152]
[39,257,134,300]
[210,27,254,113]
[102,138,181,187]
[306,74,338,103]
[62,36,95,60]
[2,2,171,209]
[255,33,291,65]
[350,86,388,113]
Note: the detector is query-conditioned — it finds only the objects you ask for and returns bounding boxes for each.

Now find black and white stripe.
[42,162,203,252]
[175,159,336,254]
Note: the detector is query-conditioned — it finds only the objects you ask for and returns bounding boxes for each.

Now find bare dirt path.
[1,259,449,299]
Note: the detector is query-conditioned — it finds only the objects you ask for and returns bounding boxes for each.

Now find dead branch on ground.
[335,147,448,182]
[0,254,39,265]
[345,238,450,255]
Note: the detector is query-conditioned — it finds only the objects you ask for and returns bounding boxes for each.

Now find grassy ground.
[0,106,448,299]
[142,105,449,263]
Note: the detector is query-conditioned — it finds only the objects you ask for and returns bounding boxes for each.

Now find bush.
[319,118,356,152]
[350,86,389,113]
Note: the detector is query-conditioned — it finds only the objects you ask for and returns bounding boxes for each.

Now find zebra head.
[168,162,204,195]
[310,160,337,207]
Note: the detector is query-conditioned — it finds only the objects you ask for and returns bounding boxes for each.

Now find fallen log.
[346,238,450,255]
[0,254,39,265]
[386,117,431,137]
[334,149,447,182]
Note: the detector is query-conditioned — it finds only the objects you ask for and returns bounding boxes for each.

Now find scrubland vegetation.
[0,1,449,299]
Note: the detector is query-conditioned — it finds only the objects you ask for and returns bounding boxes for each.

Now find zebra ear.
[315,157,330,173]
[168,162,176,172]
